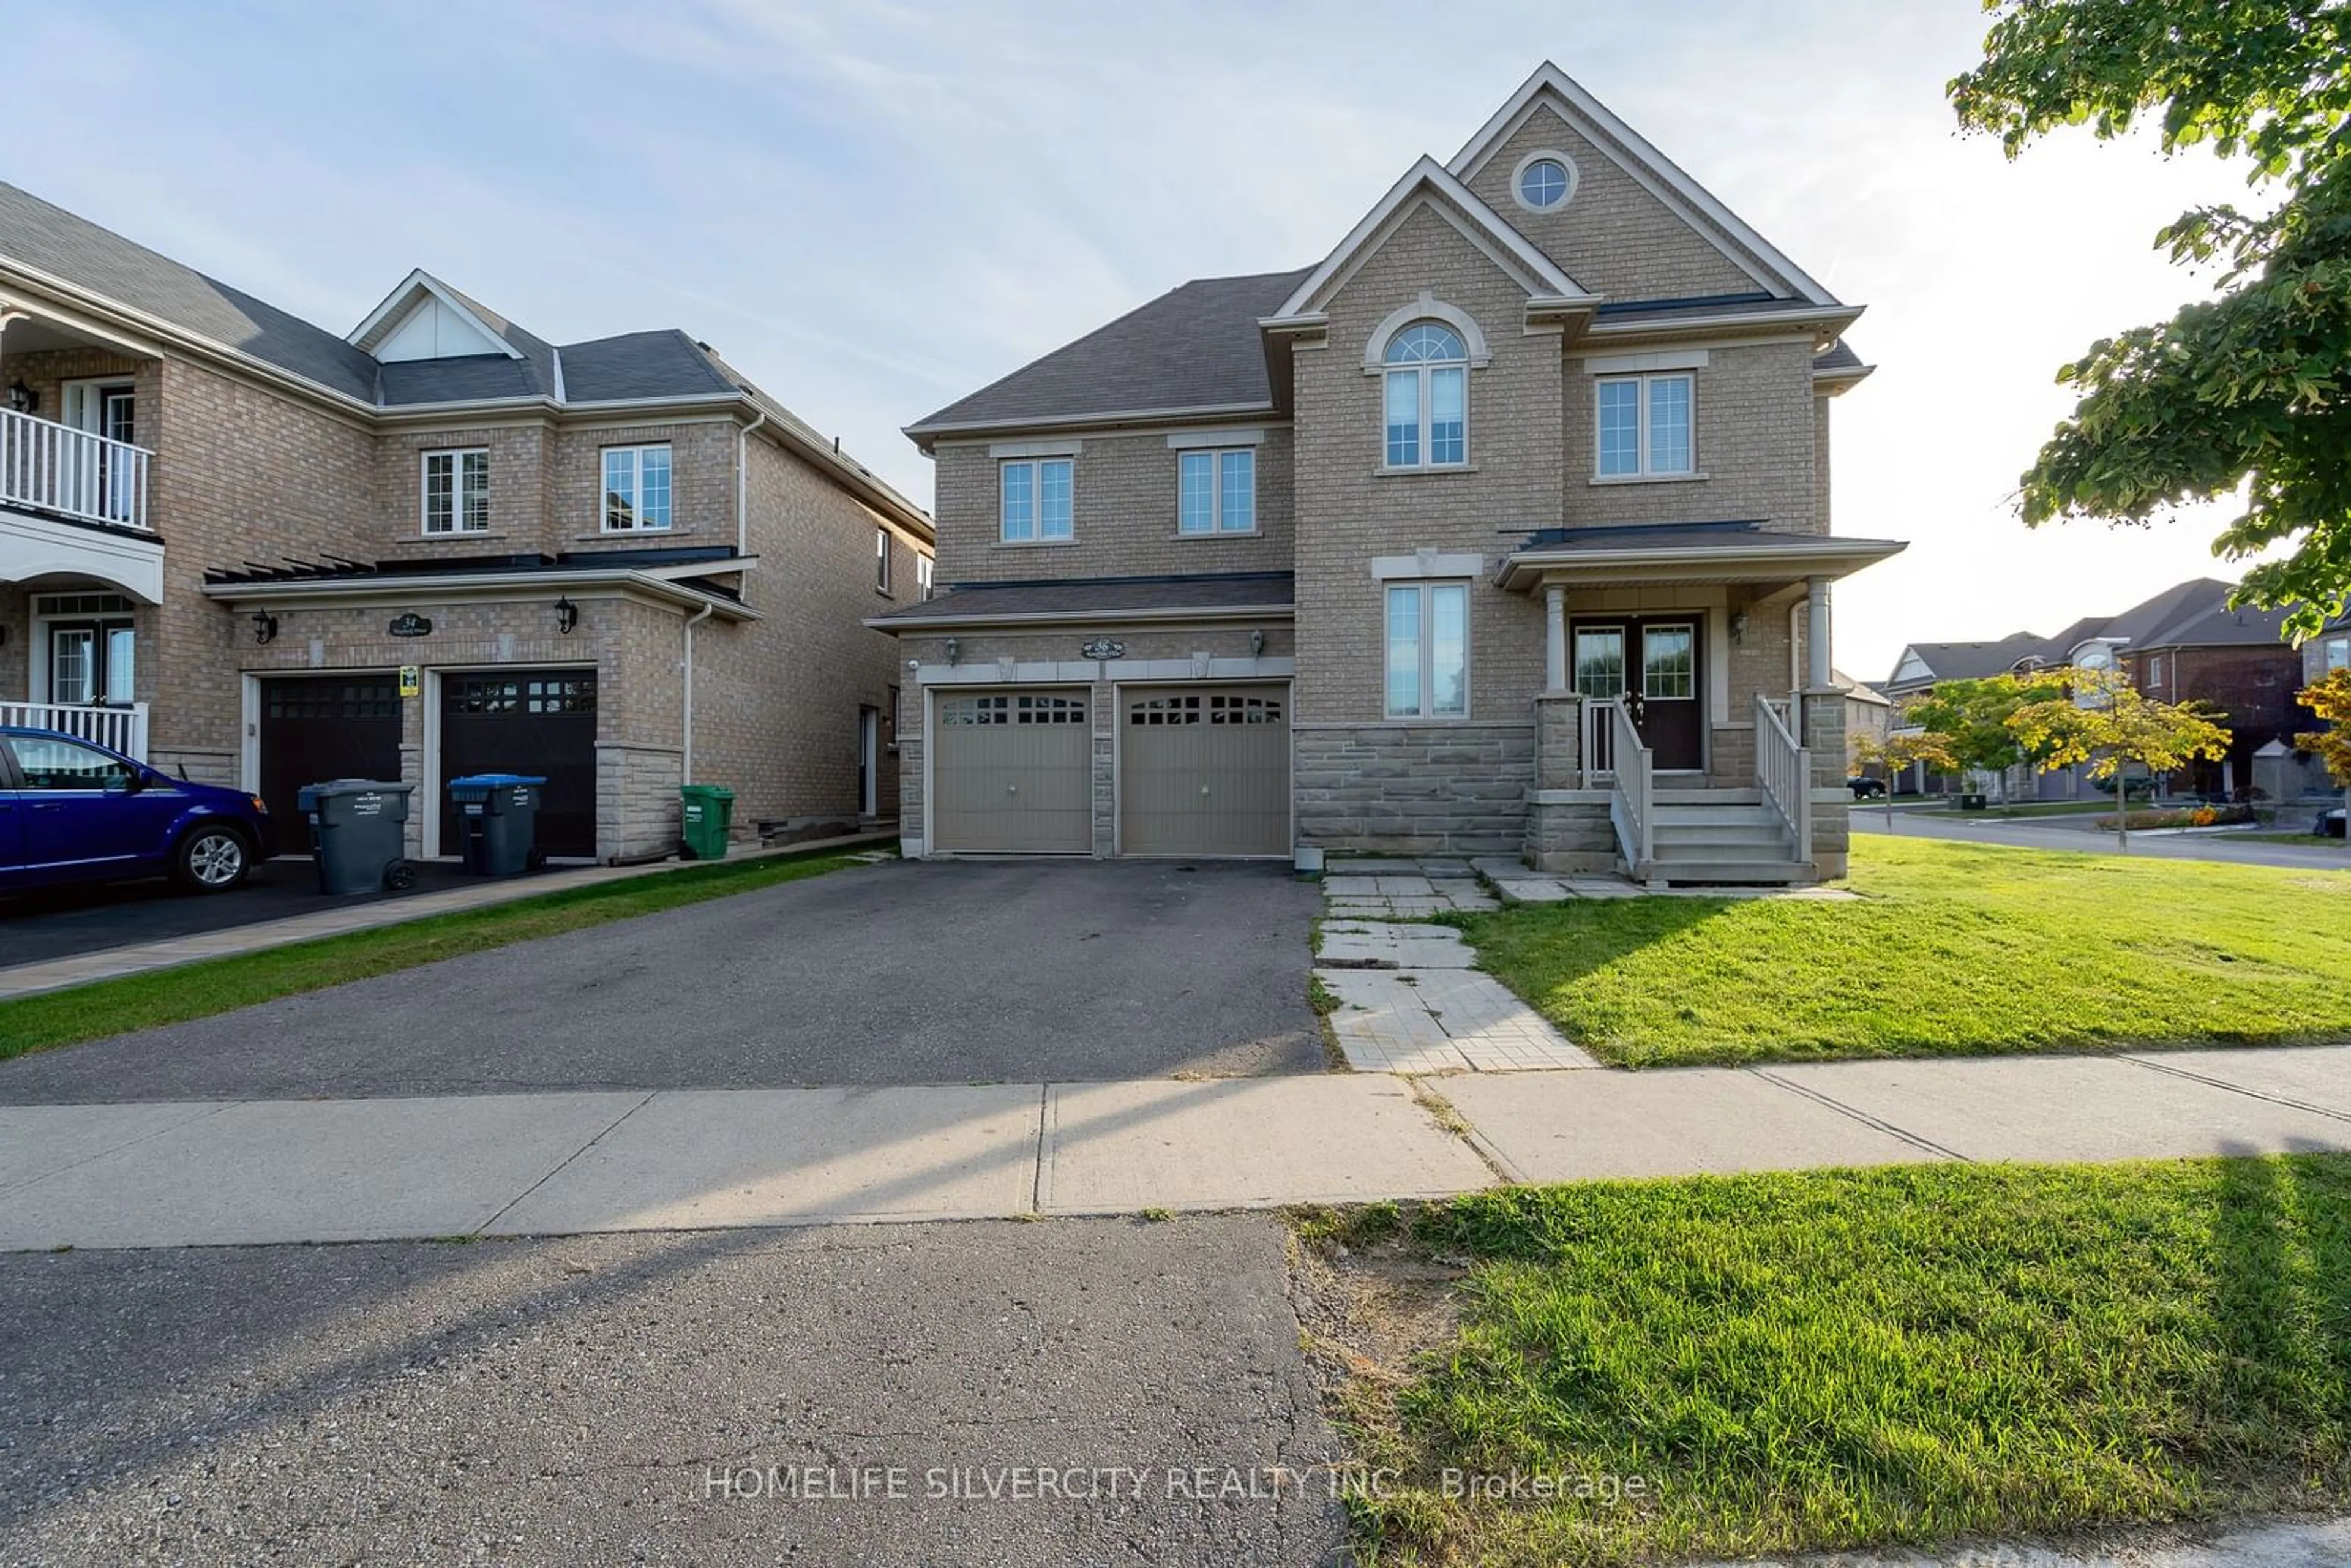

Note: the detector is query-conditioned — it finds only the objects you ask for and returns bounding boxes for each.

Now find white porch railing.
[0,407,152,531]
[1581,697,1616,782]
[1600,698,1652,874]
[1755,691,1812,866]
[0,699,150,761]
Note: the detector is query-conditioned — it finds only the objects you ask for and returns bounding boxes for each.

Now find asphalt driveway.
[0,1218,1348,1566]
[0,858,1325,1101]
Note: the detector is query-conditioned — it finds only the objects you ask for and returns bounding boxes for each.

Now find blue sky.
[9,1,2268,675]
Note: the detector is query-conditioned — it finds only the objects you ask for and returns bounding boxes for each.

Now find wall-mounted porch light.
[1249,628,1265,658]
[944,636,959,666]
[6,381,36,416]
[1729,609,1750,646]
[250,611,278,646]
[554,595,579,636]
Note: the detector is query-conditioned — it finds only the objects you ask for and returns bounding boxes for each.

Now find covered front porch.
[1,301,165,760]
[1498,523,1905,885]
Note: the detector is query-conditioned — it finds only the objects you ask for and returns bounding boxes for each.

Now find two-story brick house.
[876,64,1901,883]
[0,184,931,865]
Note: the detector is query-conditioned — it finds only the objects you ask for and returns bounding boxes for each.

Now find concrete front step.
[1654,787,1762,806]
[1654,833,1797,855]
[1646,858,1812,885]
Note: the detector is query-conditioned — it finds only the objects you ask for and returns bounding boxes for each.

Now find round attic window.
[1512,152,1576,212]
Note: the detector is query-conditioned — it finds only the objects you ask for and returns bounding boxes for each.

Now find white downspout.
[681,601,715,785]
[737,410,766,558]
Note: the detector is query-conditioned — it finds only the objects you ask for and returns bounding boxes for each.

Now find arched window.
[1383,323,1468,469]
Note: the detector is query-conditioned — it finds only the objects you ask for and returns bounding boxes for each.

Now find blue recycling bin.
[447,773,547,876]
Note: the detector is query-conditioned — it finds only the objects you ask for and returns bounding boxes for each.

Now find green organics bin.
[680,783,735,860]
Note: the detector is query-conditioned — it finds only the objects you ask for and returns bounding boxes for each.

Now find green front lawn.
[1460,836,2351,1066]
[0,847,869,1062]
[1306,1158,2351,1566]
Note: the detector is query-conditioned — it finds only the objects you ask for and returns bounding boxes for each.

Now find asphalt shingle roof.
[1893,579,2301,685]
[909,269,1312,435]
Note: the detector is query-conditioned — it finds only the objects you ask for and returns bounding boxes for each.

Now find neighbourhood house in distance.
[0,184,933,862]
[1880,577,2315,800]
[874,62,1903,885]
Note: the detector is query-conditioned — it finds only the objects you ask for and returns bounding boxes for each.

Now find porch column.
[1543,583,1567,693]
[1805,575,1833,691]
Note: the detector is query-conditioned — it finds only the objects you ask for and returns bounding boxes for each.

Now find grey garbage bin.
[448,773,547,876]
[298,780,418,895]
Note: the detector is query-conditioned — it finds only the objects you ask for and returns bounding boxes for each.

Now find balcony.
[0,405,151,531]
[0,406,163,604]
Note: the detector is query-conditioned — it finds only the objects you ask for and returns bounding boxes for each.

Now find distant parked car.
[0,726,277,895]
[2320,807,2347,840]
[1847,775,1888,800]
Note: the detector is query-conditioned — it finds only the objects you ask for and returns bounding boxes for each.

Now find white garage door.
[1119,685,1290,858]
[929,689,1092,853]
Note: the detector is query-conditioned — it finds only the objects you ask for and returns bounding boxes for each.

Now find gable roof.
[1266,156,1595,321]
[1889,579,2301,687]
[1447,62,1834,306]
[906,268,1310,444]
[0,180,383,401]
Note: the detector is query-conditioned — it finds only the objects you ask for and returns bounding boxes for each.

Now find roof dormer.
[348,269,523,362]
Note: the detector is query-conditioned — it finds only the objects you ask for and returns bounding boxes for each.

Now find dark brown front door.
[1572,617,1704,771]
[438,670,599,858]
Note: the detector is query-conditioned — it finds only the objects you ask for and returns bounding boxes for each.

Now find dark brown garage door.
[258,674,402,849]
[440,670,598,858]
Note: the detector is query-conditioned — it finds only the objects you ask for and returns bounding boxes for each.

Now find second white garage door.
[930,689,1092,853]
[1119,685,1291,858]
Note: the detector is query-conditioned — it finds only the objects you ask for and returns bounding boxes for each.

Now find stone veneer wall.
[1292,721,1534,856]
[1804,685,1850,879]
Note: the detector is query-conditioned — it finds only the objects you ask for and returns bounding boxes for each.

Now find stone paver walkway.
[4,1045,2347,1250]
[0,834,897,1001]
[1314,859,1595,1073]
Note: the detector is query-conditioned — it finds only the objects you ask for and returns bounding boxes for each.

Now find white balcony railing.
[0,699,150,762]
[0,407,152,531]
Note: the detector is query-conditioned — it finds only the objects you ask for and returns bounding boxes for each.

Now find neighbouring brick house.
[0,185,931,863]
[1880,577,2316,800]
[873,64,1901,885]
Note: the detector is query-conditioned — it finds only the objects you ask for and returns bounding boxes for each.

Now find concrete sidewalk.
[0,831,896,1002]
[4,1045,2346,1251]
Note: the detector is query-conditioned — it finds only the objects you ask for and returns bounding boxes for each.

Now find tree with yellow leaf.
[2296,667,2351,846]
[2006,667,2232,851]
[1851,729,1960,831]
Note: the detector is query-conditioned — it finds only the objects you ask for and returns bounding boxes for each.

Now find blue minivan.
[0,726,278,895]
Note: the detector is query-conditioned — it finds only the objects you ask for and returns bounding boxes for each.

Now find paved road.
[0,859,1323,1100]
[0,1217,1348,1566]
[0,857,519,966]
[1856,809,2351,871]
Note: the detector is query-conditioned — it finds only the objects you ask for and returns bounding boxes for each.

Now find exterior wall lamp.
[1250,628,1265,658]
[944,636,959,666]
[7,380,36,416]
[554,595,579,635]
[250,611,278,646]
[1730,609,1749,645]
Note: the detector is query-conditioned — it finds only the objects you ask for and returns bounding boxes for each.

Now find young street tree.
[2006,667,2233,850]
[2296,666,2351,845]
[1851,730,1960,830]
[1902,673,2068,801]
[1950,0,2351,639]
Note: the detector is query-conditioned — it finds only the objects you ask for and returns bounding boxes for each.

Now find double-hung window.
[1385,581,1469,719]
[1000,457,1073,542]
[1383,323,1468,469]
[917,555,935,601]
[602,444,673,531]
[875,527,891,593]
[1595,373,1694,478]
[422,449,490,535]
[1177,448,1255,534]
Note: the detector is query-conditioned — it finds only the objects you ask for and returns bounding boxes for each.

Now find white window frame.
[1382,326,1471,473]
[1594,372,1696,479]
[601,443,673,533]
[2147,654,2164,688]
[917,555,935,602]
[875,527,892,595]
[999,457,1074,543]
[1384,580,1471,720]
[421,448,490,536]
[2326,636,2349,672]
[1176,447,1256,535]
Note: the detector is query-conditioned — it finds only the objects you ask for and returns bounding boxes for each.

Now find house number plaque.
[1080,637,1125,660]
[388,613,433,637]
